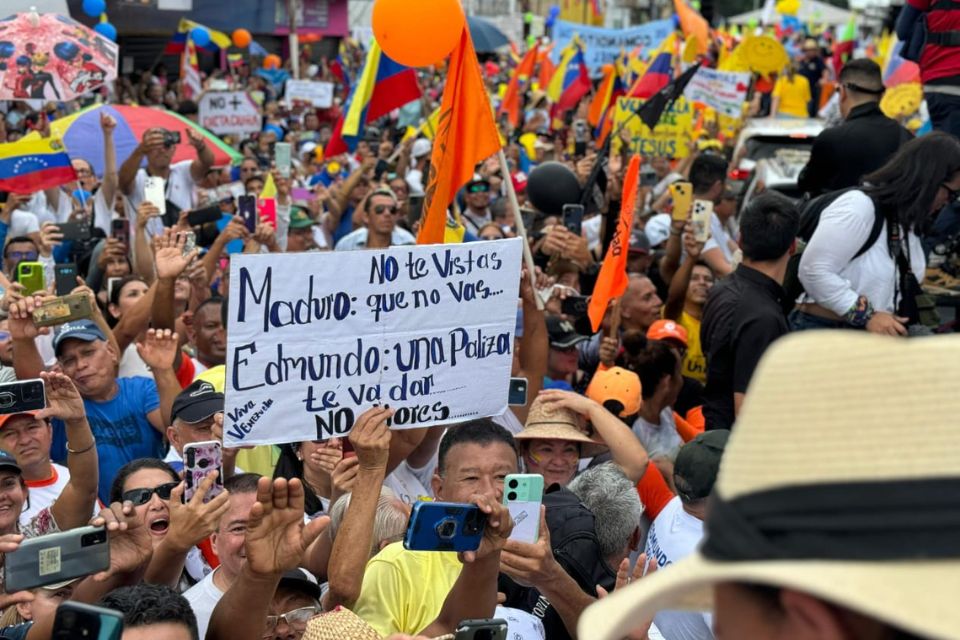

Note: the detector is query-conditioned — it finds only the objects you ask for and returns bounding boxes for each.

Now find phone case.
[181,231,197,257]
[183,440,225,503]
[503,474,544,544]
[16,262,45,295]
[0,379,46,415]
[186,205,223,226]
[6,526,110,592]
[669,182,693,222]
[54,264,78,297]
[144,177,167,215]
[32,294,94,328]
[53,602,123,640]
[508,377,528,406]
[691,200,714,243]
[238,195,258,232]
[275,142,292,177]
[455,619,508,640]
[57,222,91,242]
[563,204,584,236]
[403,501,487,552]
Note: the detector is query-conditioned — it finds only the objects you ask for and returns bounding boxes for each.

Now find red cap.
[0,410,42,429]
[511,171,528,194]
[647,319,688,348]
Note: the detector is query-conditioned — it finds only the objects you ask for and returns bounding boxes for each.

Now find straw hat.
[517,396,608,458]
[580,332,960,640]
[303,606,381,640]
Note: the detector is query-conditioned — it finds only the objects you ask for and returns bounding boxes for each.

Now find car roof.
[738,117,825,138]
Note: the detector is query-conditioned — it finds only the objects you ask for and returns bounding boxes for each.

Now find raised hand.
[7,294,52,341]
[136,202,160,231]
[164,477,231,552]
[349,406,392,471]
[96,238,129,271]
[595,553,658,640]
[461,494,513,564]
[536,389,602,420]
[136,328,179,372]
[100,111,117,134]
[499,507,561,589]
[90,501,153,581]
[185,126,206,150]
[36,371,85,422]
[330,456,359,500]
[38,222,63,258]
[243,477,329,578]
[154,229,198,279]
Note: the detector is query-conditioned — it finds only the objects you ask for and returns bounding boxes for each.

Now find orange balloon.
[232,28,252,48]
[372,0,465,68]
[263,54,281,70]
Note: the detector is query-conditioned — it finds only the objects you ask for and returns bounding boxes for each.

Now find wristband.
[66,441,95,455]
[843,295,874,328]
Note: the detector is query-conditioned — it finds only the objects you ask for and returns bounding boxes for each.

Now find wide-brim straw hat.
[303,606,381,640]
[518,396,608,458]
[580,332,960,640]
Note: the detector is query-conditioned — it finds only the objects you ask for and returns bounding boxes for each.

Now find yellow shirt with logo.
[194,365,280,476]
[352,541,462,636]
[677,311,707,384]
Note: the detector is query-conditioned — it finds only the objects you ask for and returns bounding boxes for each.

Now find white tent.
[3,1,70,15]
[727,0,857,28]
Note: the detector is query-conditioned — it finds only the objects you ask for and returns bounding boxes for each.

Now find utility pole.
[288,0,300,79]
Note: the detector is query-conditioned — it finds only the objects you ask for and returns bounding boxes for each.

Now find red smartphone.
[341,439,356,459]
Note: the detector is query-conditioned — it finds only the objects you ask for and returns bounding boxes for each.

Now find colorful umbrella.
[0,10,118,102]
[27,104,242,176]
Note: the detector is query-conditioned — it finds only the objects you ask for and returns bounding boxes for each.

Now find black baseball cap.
[547,315,589,349]
[278,568,322,601]
[674,430,730,502]
[171,380,223,424]
[0,449,21,475]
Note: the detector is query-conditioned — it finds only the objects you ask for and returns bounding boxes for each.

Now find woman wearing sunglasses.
[108,458,230,591]
[795,132,960,336]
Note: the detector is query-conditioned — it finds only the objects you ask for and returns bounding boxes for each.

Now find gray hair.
[568,463,644,559]
[328,487,409,558]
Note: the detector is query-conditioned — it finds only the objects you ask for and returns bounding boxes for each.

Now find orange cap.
[647,319,688,348]
[0,410,42,429]
[586,367,642,418]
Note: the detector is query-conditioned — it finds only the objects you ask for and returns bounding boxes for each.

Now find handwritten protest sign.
[683,68,751,117]
[223,239,524,446]
[612,97,695,158]
[284,79,334,108]
[551,19,673,75]
[199,92,262,136]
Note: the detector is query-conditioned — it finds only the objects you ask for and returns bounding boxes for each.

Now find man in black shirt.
[798,59,912,196]
[798,39,829,117]
[701,193,799,430]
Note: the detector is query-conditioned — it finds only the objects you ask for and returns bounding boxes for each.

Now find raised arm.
[186,127,215,183]
[137,328,183,429]
[323,407,392,610]
[133,202,159,283]
[42,372,99,530]
[119,130,163,196]
[8,294,50,380]
[664,230,703,321]
[100,111,119,209]
[513,267,548,424]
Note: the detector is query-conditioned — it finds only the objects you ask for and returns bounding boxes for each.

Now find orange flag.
[499,44,539,129]
[673,0,710,55]
[418,28,503,245]
[587,155,642,332]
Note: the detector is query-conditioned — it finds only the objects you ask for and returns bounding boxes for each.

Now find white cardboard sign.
[284,80,334,108]
[199,92,262,136]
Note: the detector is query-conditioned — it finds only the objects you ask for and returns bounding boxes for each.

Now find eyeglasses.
[467,183,490,194]
[942,183,960,203]
[262,605,321,637]
[372,204,399,215]
[7,251,38,261]
[121,482,178,506]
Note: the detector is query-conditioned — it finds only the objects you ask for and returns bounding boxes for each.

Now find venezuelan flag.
[628,35,678,99]
[164,19,233,55]
[325,39,421,159]
[0,138,76,195]
[548,43,592,112]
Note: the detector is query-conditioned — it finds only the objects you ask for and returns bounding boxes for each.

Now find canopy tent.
[727,0,856,28]
[3,0,69,14]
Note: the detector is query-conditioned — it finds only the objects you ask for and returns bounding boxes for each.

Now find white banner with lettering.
[198,92,262,136]
[284,79,334,108]
[223,239,523,446]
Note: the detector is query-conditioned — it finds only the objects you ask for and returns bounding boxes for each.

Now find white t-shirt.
[644,497,713,639]
[20,463,70,526]
[492,409,524,436]
[632,409,683,462]
[702,213,736,265]
[128,160,197,237]
[384,460,434,505]
[8,208,40,238]
[119,343,152,380]
[183,568,224,640]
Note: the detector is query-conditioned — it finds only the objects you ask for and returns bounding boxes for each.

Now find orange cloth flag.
[417,28,503,245]
[587,155,642,332]
[673,0,710,55]
[499,44,539,129]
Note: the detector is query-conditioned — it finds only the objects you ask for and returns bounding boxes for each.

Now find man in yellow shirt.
[352,420,516,637]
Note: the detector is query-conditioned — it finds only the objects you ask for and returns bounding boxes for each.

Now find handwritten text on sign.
[223,239,523,446]
[199,92,262,136]
[683,68,751,117]
[612,97,695,159]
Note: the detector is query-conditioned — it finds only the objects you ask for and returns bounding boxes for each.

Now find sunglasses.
[8,251,38,261]
[262,606,320,637]
[121,482,178,506]
[372,204,399,215]
[467,183,490,194]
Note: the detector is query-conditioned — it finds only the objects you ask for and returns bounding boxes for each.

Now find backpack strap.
[853,203,886,260]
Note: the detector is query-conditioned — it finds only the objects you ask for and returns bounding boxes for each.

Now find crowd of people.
[0,3,957,640]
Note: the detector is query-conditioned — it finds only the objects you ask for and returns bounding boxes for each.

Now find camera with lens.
[163,130,181,148]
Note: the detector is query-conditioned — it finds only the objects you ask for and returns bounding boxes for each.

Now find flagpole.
[498,149,544,311]
[288,0,301,79]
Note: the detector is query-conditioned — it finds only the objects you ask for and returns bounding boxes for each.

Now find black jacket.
[798,102,912,196]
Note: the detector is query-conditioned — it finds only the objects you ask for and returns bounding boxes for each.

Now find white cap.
[644,213,672,248]
[411,138,432,159]
[299,141,318,156]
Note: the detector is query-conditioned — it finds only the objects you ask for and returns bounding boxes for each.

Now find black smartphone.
[163,130,181,148]
[561,294,590,318]
[57,221,91,243]
[187,204,223,227]
[161,200,182,228]
[508,377,528,406]
[406,195,424,229]
[563,203,584,236]
[455,619,508,640]
[52,601,123,640]
[0,379,46,415]
[238,195,257,232]
[54,263,78,297]
[640,171,658,187]
[111,219,129,247]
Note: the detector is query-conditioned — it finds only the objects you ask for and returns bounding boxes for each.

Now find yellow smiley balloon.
[733,35,790,78]
[881,83,923,118]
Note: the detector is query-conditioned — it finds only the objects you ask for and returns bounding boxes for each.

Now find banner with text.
[223,239,523,446]
[612,97,695,158]
[683,67,751,117]
[551,19,674,75]
[199,92,262,136]
[284,79,334,108]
